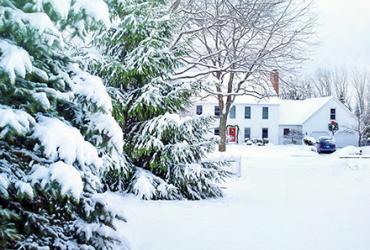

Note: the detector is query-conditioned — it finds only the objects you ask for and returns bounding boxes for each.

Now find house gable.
[302,97,358,147]
[300,97,334,124]
[279,96,332,125]
[303,97,357,130]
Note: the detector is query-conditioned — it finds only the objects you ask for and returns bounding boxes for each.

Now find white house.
[192,95,358,147]
[279,96,358,147]
[193,95,281,144]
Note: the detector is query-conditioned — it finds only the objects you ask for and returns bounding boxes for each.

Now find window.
[330,108,336,120]
[262,107,269,119]
[244,106,251,119]
[214,106,220,116]
[214,128,220,136]
[244,128,251,139]
[229,106,236,119]
[283,128,290,136]
[262,128,268,138]
[196,105,203,115]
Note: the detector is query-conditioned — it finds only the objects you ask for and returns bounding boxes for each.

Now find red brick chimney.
[270,69,279,96]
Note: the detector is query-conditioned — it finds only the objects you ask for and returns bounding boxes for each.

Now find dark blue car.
[317,136,336,153]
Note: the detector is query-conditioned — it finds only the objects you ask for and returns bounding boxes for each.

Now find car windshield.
[319,137,334,143]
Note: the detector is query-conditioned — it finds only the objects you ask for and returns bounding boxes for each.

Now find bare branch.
[175,0,316,151]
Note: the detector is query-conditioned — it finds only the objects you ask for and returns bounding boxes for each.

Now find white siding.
[189,96,358,147]
[302,99,358,147]
[191,103,280,145]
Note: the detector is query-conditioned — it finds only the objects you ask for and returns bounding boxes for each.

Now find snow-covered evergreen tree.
[92,0,229,200]
[0,1,128,248]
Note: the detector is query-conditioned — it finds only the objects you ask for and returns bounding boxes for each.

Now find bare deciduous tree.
[283,128,303,144]
[352,70,370,146]
[311,68,333,97]
[175,0,316,151]
[333,68,351,108]
[309,67,351,108]
[280,75,316,100]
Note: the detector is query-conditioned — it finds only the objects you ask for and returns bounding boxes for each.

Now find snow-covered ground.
[105,145,370,250]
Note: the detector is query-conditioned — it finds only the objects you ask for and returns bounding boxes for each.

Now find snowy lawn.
[105,145,370,250]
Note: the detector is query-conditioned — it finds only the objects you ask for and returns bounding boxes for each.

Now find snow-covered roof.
[279,96,333,125]
[234,95,280,105]
[193,94,280,105]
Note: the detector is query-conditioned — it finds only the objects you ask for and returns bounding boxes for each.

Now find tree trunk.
[217,88,233,152]
[358,132,362,147]
[358,121,362,147]
[218,114,228,152]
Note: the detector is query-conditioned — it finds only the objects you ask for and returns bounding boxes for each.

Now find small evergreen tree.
[0,0,128,248]
[92,0,229,200]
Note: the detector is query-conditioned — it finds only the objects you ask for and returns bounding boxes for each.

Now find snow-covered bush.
[303,136,317,146]
[245,140,253,146]
[91,0,229,199]
[0,1,128,248]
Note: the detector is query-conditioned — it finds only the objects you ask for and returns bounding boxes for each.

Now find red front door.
[228,127,237,143]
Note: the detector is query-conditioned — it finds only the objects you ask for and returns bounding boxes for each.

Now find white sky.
[304,0,370,73]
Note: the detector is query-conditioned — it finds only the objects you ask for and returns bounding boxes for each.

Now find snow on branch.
[29,162,83,199]
[38,0,71,19]
[130,168,179,200]
[0,7,62,44]
[72,0,111,28]
[32,116,102,168]
[15,181,34,199]
[71,66,113,113]
[87,113,124,153]
[0,40,33,83]
[0,105,35,138]
[133,114,182,150]
[73,218,129,249]
[131,169,156,200]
